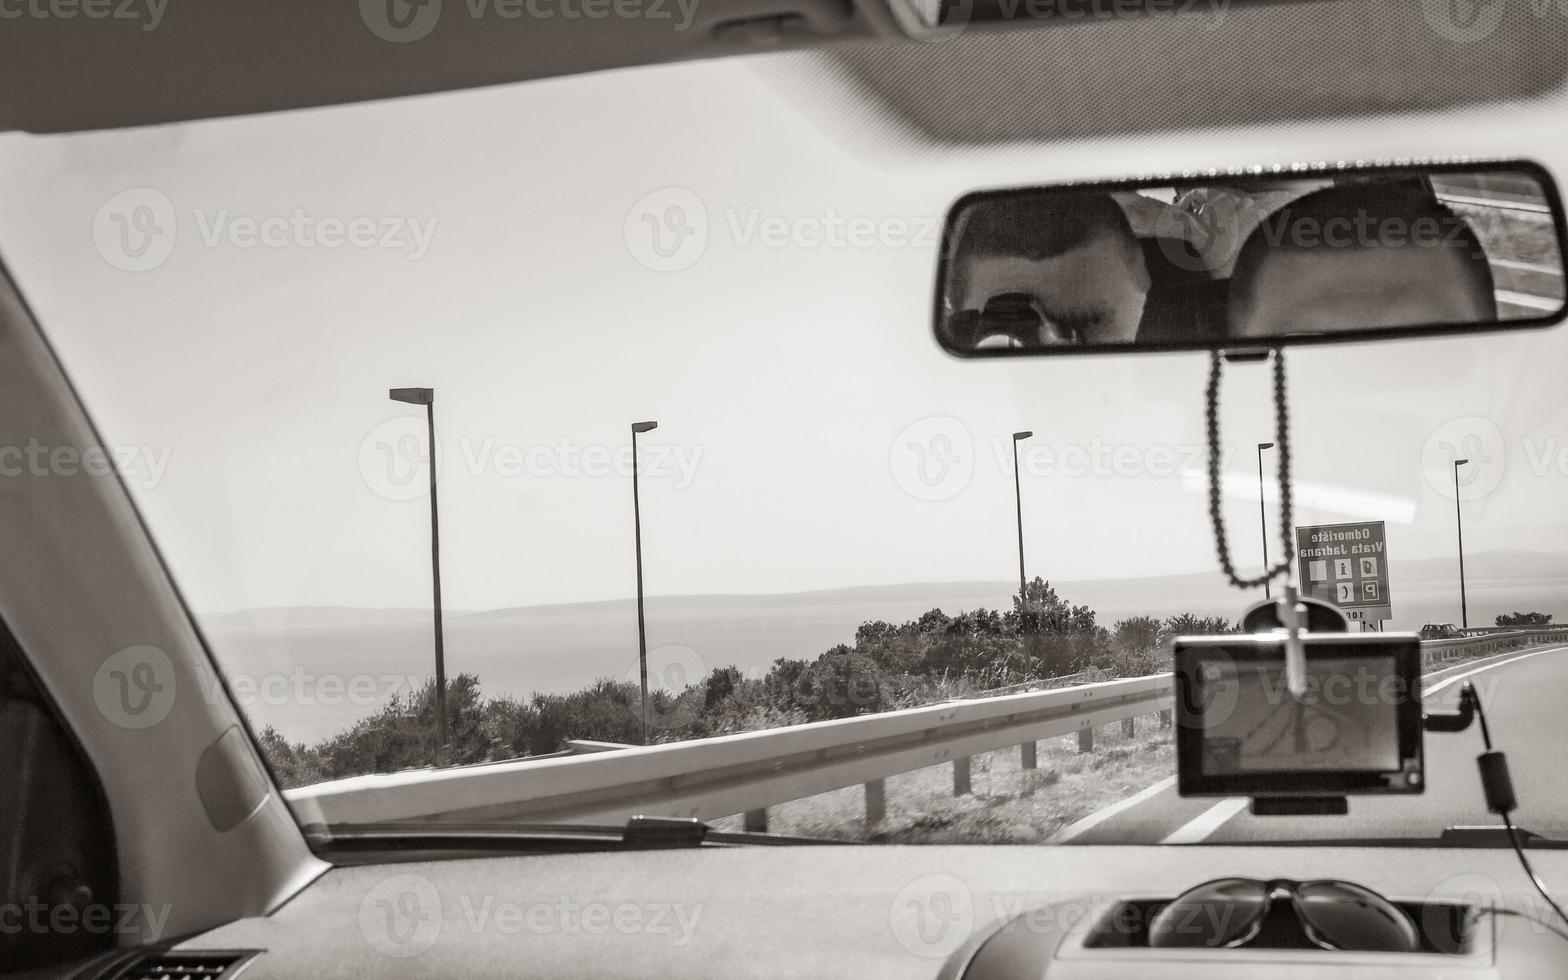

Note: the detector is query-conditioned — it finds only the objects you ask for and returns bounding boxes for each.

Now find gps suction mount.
[1240,595,1350,634]
[1237,587,1323,701]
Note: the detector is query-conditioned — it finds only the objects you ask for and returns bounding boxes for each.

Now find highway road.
[1057,644,1568,845]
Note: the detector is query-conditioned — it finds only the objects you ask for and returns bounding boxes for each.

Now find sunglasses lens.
[1295,881,1419,952]
[1149,879,1268,948]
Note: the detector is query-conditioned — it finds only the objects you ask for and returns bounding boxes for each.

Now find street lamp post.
[1454,458,1470,629]
[1012,431,1033,626]
[631,420,659,745]
[1257,442,1275,600]
[388,386,447,766]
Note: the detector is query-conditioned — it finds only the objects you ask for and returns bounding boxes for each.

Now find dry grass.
[712,718,1173,844]
[705,642,1552,843]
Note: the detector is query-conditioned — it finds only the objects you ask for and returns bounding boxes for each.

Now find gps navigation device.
[1173,633,1425,799]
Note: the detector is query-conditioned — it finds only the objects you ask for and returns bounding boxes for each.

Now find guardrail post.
[866,778,886,826]
[1021,741,1037,770]
[296,671,1187,828]
[1122,717,1136,739]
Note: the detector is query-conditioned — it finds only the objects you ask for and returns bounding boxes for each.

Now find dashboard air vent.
[114,950,260,980]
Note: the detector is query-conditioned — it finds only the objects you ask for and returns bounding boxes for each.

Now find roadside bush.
[257,584,1225,789]
[1496,611,1553,627]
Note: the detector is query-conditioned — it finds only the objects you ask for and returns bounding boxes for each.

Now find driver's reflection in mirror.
[1227,183,1499,338]
[944,192,1151,348]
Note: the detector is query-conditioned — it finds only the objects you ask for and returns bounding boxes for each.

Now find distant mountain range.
[202,549,1568,631]
[200,549,1568,742]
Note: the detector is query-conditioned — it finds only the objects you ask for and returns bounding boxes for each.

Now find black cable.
[1500,814,1567,928]
[1470,684,1494,750]
[1491,907,1568,946]
[1466,683,1568,929]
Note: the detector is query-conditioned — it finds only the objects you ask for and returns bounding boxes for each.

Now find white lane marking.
[1161,797,1250,844]
[1049,776,1176,844]
[1438,192,1553,215]
[1422,644,1568,697]
[1495,289,1563,313]
[1491,257,1563,277]
[1159,643,1568,844]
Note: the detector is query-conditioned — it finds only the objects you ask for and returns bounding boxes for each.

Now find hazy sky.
[1,55,1566,616]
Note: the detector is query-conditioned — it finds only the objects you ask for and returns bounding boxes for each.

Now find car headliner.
[3,0,1565,139]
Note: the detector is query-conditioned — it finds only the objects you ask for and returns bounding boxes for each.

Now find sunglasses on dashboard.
[1147,877,1419,952]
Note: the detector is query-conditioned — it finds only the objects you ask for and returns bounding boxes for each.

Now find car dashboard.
[52,844,1568,980]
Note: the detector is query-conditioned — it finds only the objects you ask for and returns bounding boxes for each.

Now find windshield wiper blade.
[622,815,712,847]
[1438,824,1555,848]
[1252,825,1568,849]
[308,814,837,857]
[604,814,841,847]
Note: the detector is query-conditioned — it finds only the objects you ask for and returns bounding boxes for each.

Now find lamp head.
[389,387,434,405]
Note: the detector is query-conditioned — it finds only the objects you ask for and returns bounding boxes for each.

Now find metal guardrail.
[969,667,1110,699]
[285,628,1568,832]
[286,673,1172,830]
[1421,628,1568,667]
[1431,625,1563,639]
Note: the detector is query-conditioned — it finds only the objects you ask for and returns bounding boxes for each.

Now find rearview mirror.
[935,162,1567,356]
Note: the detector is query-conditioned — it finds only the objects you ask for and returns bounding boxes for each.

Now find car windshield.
[2,55,1566,847]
